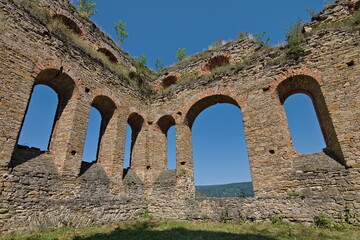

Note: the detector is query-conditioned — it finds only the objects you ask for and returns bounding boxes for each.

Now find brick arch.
[97,48,118,63]
[270,66,323,98]
[91,95,117,136]
[185,94,240,129]
[53,14,83,35]
[180,87,247,128]
[32,59,82,91]
[274,73,345,165]
[157,115,176,135]
[201,55,230,74]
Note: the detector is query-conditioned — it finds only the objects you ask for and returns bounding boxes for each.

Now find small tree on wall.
[155,58,164,70]
[176,48,186,62]
[77,0,97,18]
[114,20,129,45]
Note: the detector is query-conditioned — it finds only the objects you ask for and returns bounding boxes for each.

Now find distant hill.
[195,182,254,197]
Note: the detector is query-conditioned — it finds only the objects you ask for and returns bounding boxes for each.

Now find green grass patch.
[1,219,360,240]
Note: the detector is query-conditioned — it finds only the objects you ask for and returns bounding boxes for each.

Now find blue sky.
[18,0,330,186]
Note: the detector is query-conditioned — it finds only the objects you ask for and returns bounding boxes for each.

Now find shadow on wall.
[72,224,276,240]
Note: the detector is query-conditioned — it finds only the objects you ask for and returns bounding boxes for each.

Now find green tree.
[155,58,164,70]
[175,48,186,62]
[252,31,271,47]
[77,0,97,18]
[114,20,129,45]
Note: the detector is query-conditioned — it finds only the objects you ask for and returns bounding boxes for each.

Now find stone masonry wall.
[0,0,359,234]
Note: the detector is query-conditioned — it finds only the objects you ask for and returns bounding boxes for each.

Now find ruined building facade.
[0,0,359,233]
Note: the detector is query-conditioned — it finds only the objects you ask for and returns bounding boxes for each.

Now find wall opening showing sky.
[17,85,58,151]
[192,104,251,186]
[82,107,102,163]
[284,93,326,154]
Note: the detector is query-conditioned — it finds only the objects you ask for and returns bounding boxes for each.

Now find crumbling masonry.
[0,0,359,233]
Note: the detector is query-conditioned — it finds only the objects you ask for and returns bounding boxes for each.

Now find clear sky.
[18,0,330,186]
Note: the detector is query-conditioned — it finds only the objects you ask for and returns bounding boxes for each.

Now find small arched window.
[284,93,326,153]
[82,107,102,162]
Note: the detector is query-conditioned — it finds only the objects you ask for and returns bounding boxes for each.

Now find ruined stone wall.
[0,0,359,234]
[0,0,148,233]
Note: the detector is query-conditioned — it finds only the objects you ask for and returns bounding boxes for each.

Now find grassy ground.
[1,219,360,240]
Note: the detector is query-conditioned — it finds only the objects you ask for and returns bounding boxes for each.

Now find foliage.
[142,208,153,219]
[195,182,254,198]
[252,31,271,47]
[134,55,147,74]
[314,214,334,228]
[175,48,187,62]
[155,58,164,70]
[269,215,284,224]
[285,18,306,60]
[220,209,230,223]
[77,0,97,18]
[208,38,223,50]
[237,31,250,39]
[114,20,129,45]
[338,208,360,225]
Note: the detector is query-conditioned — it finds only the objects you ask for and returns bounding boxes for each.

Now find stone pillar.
[0,68,34,171]
[98,109,127,183]
[176,123,195,196]
[130,124,148,183]
[50,93,90,177]
[151,127,167,170]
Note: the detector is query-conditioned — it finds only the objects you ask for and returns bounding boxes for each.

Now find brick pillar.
[176,123,195,196]
[97,109,127,183]
[50,93,90,177]
[147,126,167,183]
[131,123,148,183]
[0,69,34,171]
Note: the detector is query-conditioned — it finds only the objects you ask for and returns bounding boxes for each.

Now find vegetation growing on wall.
[175,48,187,62]
[285,19,306,60]
[76,0,97,18]
[114,20,129,45]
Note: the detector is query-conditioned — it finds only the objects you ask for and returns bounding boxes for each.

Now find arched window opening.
[97,48,118,63]
[276,75,344,164]
[17,85,58,151]
[157,115,176,170]
[53,14,82,35]
[167,126,176,170]
[284,94,326,154]
[82,96,116,164]
[125,113,144,172]
[123,124,132,169]
[81,107,102,163]
[162,76,177,88]
[190,100,253,198]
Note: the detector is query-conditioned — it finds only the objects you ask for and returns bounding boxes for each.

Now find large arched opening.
[186,95,254,197]
[276,75,344,164]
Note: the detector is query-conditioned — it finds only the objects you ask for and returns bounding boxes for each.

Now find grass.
[1,219,360,240]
